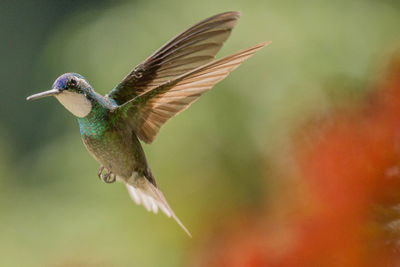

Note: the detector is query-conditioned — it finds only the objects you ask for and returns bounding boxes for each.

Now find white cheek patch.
[55,91,92,118]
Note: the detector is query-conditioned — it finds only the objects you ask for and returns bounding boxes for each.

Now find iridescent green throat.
[78,102,109,138]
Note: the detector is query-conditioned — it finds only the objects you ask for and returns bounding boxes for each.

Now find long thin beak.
[26,88,61,101]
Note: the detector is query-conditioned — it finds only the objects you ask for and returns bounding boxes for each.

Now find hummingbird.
[27,11,269,237]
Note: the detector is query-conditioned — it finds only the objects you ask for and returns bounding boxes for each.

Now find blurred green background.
[1,0,400,266]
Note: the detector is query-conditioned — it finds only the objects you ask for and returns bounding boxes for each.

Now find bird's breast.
[81,126,145,178]
[77,105,148,178]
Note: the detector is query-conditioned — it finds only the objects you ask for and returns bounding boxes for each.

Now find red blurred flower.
[189,50,400,267]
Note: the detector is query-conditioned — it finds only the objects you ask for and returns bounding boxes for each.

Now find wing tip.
[253,41,272,51]
[224,11,241,18]
[214,11,241,19]
[234,41,271,58]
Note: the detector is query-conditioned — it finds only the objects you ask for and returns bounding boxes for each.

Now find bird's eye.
[69,78,77,87]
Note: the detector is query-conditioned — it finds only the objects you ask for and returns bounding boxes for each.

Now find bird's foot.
[97,166,116,184]
[97,166,104,180]
[102,171,116,184]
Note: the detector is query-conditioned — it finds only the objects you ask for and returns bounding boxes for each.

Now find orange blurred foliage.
[189,49,400,267]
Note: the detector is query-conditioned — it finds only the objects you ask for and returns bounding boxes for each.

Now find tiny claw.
[97,166,104,180]
[102,170,111,180]
[107,174,117,184]
[102,171,116,184]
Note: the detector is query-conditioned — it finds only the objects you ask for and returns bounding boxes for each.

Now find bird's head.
[27,73,94,118]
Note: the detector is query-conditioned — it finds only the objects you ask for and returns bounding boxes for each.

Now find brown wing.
[107,11,241,105]
[117,42,270,143]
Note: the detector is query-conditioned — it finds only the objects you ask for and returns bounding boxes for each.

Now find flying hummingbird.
[27,11,269,236]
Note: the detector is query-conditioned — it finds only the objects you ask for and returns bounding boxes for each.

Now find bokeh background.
[2,0,400,266]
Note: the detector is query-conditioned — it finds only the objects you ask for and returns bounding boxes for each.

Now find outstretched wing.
[115,42,269,144]
[106,11,241,105]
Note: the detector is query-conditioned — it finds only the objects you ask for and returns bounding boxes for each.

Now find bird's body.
[78,96,154,184]
[27,11,269,236]
[77,94,142,178]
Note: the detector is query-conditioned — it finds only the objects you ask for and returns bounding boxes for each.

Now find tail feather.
[125,178,192,237]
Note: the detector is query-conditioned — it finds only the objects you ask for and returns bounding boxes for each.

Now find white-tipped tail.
[125,176,191,237]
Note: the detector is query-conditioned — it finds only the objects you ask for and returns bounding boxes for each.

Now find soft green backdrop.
[1,0,400,266]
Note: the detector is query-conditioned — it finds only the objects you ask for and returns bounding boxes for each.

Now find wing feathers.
[146,13,240,63]
[107,12,241,105]
[120,42,269,143]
